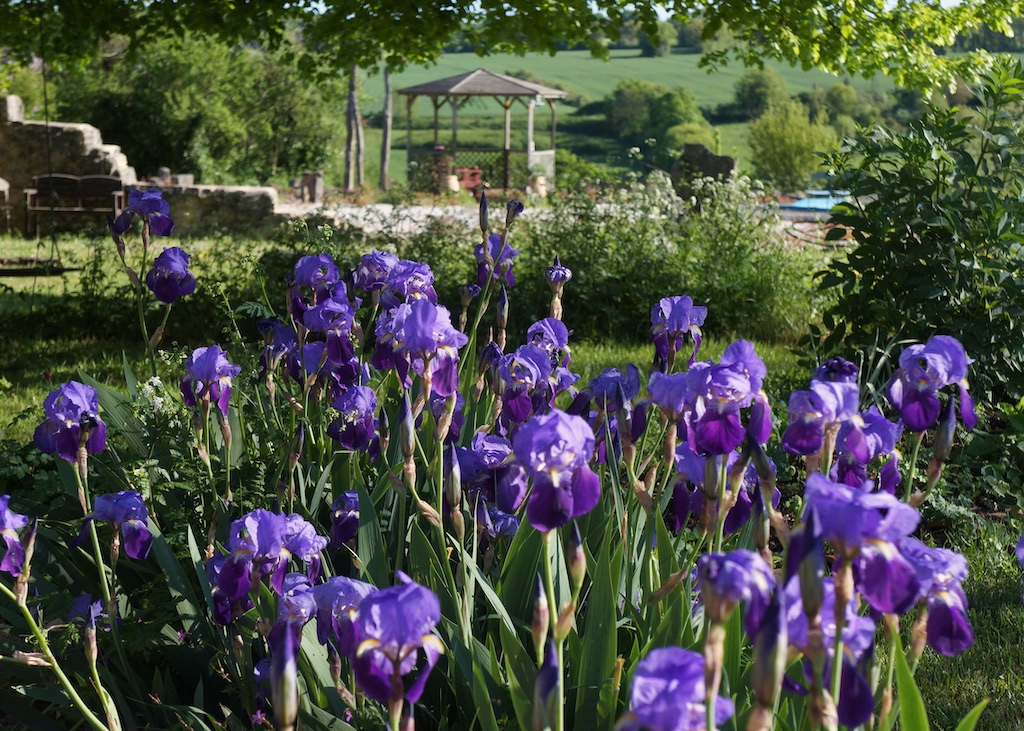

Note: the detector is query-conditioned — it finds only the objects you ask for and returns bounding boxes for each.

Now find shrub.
[818,59,1024,403]
[748,99,838,192]
[637,20,677,57]
[55,34,346,183]
[513,172,823,345]
[605,79,709,143]
[733,67,789,120]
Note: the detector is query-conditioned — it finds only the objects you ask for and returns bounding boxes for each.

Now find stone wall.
[1,94,286,237]
[158,185,284,237]
[0,95,137,233]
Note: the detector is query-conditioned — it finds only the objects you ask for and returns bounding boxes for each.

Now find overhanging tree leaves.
[2,0,1024,88]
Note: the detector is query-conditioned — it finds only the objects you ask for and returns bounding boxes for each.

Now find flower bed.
[0,190,996,731]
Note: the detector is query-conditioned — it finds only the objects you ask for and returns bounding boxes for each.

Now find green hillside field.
[347,48,892,181]
[360,47,895,117]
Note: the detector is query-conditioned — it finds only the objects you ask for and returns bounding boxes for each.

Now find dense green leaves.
[820,59,1024,402]
[2,0,1020,88]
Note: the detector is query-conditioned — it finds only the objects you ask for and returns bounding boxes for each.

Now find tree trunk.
[345,67,358,192]
[379,63,393,191]
[355,70,365,188]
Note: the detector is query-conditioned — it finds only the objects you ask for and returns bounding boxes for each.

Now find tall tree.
[344,67,361,192]
[3,1,1024,89]
[380,63,392,191]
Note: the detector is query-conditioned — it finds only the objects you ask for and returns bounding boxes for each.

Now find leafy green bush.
[818,59,1024,402]
[513,172,823,345]
[733,67,789,120]
[748,99,838,192]
[55,34,345,183]
[604,79,710,144]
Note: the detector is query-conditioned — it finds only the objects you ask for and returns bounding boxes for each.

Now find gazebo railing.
[407,147,535,192]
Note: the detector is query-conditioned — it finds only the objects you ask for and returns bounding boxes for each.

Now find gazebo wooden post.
[503,97,512,190]
[432,98,441,146]
[549,99,557,150]
[527,98,535,154]
[406,95,414,178]
[450,96,458,172]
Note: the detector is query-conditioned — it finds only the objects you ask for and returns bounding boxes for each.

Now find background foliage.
[819,59,1024,404]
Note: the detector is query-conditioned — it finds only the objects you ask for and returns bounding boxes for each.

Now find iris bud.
[931,398,957,465]
[444,443,462,508]
[568,522,586,592]
[479,191,489,237]
[531,576,549,661]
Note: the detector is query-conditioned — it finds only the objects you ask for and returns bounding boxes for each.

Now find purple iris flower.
[0,495,29,577]
[269,574,316,731]
[805,473,919,558]
[617,646,734,731]
[805,472,921,614]
[831,406,903,493]
[354,248,399,292]
[258,317,299,383]
[781,379,863,459]
[68,594,107,629]
[293,254,340,289]
[458,433,528,517]
[476,233,519,288]
[886,335,977,432]
[180,345,242,417]
[647,371,692,421]
[686,341,771,455]
[813,357,859,383]
[303,283,359,339]
[33,381,107,463]
[650,295,708,370]
[430,390,465,444]
[79,490,153,560]
[145,246,196,303]
[546,255,572,286]
[670,445,780,536]
[512,409,601,532]
[214,509,327,603]
[111,187,174,236]
[784,576,877,728]
[527,318,572,366]
[327,386,378,452]
[697,549,775,634]
[477,503,521,539]
[898,537,974,656]
[313,576,376,653]
[586,365,640,413]
[329,491,360,548]
[381,259,438,309]
[375,299,467,397]
[352,573,445,708]
[497,344,554,424]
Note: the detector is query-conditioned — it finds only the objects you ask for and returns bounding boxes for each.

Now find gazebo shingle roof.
[397,68,567,99]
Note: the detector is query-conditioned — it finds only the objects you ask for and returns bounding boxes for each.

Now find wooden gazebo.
[397,68,567,192]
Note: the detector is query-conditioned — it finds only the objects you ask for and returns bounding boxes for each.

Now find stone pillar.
[2,95,24,124]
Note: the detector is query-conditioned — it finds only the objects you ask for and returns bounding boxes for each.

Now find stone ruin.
[0,95,283,237]
[670,143,739,205]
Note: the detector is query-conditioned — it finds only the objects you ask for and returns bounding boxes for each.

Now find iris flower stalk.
[0,585,111,731]
[109,188,176,377]
[540,529,567,731]
[459,197,524,382]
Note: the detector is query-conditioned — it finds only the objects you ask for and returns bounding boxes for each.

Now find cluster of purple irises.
[205,508,442,729]
[615,317,979,728]
[3,187,993,730]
